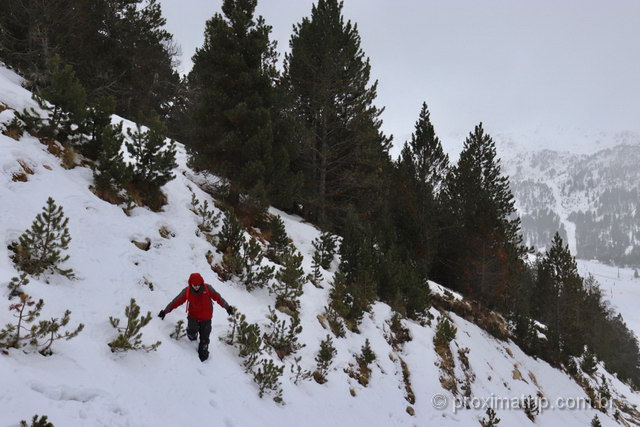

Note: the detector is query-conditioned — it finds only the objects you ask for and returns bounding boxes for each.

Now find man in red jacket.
[158,273,235,361]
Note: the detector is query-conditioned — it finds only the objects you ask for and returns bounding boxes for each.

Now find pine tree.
[93,123,132,195]
[393,102,449,274]
[125,115,177,190]
[284,0,391,226]
[190,194,220,235]
[10,197,74,279]
[479,408,501,426]
[0,294,44,349]
[262,307,304,359]
[312,231,337,270]
[80,96,117,160]
[252,358,284,402]
[31,310,84,356]
[108,299,161,352]
[19,55,87,142]
[440,123,527,306]
[267,215,290,263]
[7,274,30,300]
[271,248,305,311]
[20,414,54,427]
[188,0,297,206]
[217,210,245,255]
[314,334,337,383]
[591,415,602,427]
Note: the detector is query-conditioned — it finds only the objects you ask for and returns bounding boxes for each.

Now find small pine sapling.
[7,273,30,300]
[385,313,411,348]
[253,358,284,402]
[238,237,275,291]
[290,356,312,385]
[217,210,244,256]
[235,315,263,372]
[580,347,598,375]
[20,415,54,427]
[10,197,74,279]
[267,215,289,263]
[434,315,457,347]
[170,320,187,340]
[93,123,132,196]
[31,310,84,356]
[523,395,538,421]
[359,338,377,367]
[262,307,304,360]
[346,338,377,387]
[309,250,324,287]
[312,231,337,269]
[322,305,346,338]
[591,415,602,427]
[0,294,44,349]
[3,116,25,140]
[125,115,177,190]
[190,194,220,234]
[480,408,500,426]
[108,298,161,352]
[313,334,337,384]
[271,247,305,313]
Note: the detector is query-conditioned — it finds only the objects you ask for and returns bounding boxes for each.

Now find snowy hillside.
[1,65,638,427]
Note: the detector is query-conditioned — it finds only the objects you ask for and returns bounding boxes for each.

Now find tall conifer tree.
[284,0,390,226]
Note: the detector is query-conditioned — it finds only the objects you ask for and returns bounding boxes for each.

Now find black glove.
[158,310,165,320]
[226,306,236,316]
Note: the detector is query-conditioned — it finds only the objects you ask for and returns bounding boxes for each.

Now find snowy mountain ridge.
[0,64,638,427]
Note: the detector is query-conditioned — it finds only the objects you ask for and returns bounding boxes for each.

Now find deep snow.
[0,64,636,427]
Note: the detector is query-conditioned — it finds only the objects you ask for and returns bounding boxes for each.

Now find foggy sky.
[159,0,640,154]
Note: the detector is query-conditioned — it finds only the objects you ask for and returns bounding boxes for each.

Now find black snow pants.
[187,317,212,345]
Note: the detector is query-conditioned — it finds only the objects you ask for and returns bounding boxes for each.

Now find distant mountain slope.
[500,135,640,267]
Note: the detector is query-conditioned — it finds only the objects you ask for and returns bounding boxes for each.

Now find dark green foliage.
[3,116,25,140]
[263,307,304,360]
[479,408,500,427]
[0,294,44,349]
[10,197,74,279]
[386,313,412,348]
[439,123,527,307]
[284,0,391,226]
[188,0,298,207]
[80,96,116,160]
[434,315,457,347]
[93,123,132,194]
[253,358,284,402]
[591,415,602,427]
[31,310,84,356]
[323,305,345,338]
[226,237,275,291]
[20,415,54,427]
[108,298,160,352]
[0,0,179,120]
[314,334,337,383]
[312,231,337,270]
[217,210,244,255]
[271,248,305,311]
[234,314,263,372]
[0,294,82,355]
[394,102,449,270]
[7,274,29,300]
[268,215,289,262]
[523,395,538,421]
[581,348,598,375]
[190,194,220,234]
[125,115,177,190]
[170,320,187,341]
[18,55,87,142]
[358,338,376,367]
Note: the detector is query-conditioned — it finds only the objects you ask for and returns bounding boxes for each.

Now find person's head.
[188,273,204,290]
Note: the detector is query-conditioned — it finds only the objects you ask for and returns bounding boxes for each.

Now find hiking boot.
[198,342,209,362]
[187,331,198,341]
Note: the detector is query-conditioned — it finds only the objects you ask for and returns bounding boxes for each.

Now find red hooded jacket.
[163,273,230,322]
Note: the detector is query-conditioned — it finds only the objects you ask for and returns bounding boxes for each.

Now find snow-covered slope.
[0,65,637,427]
[498,133,640,267]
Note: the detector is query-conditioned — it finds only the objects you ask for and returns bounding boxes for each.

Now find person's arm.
[163,288,188,314]
[207,284,232,312]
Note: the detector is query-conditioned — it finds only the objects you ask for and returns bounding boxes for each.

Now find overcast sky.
[159,0,640,155]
